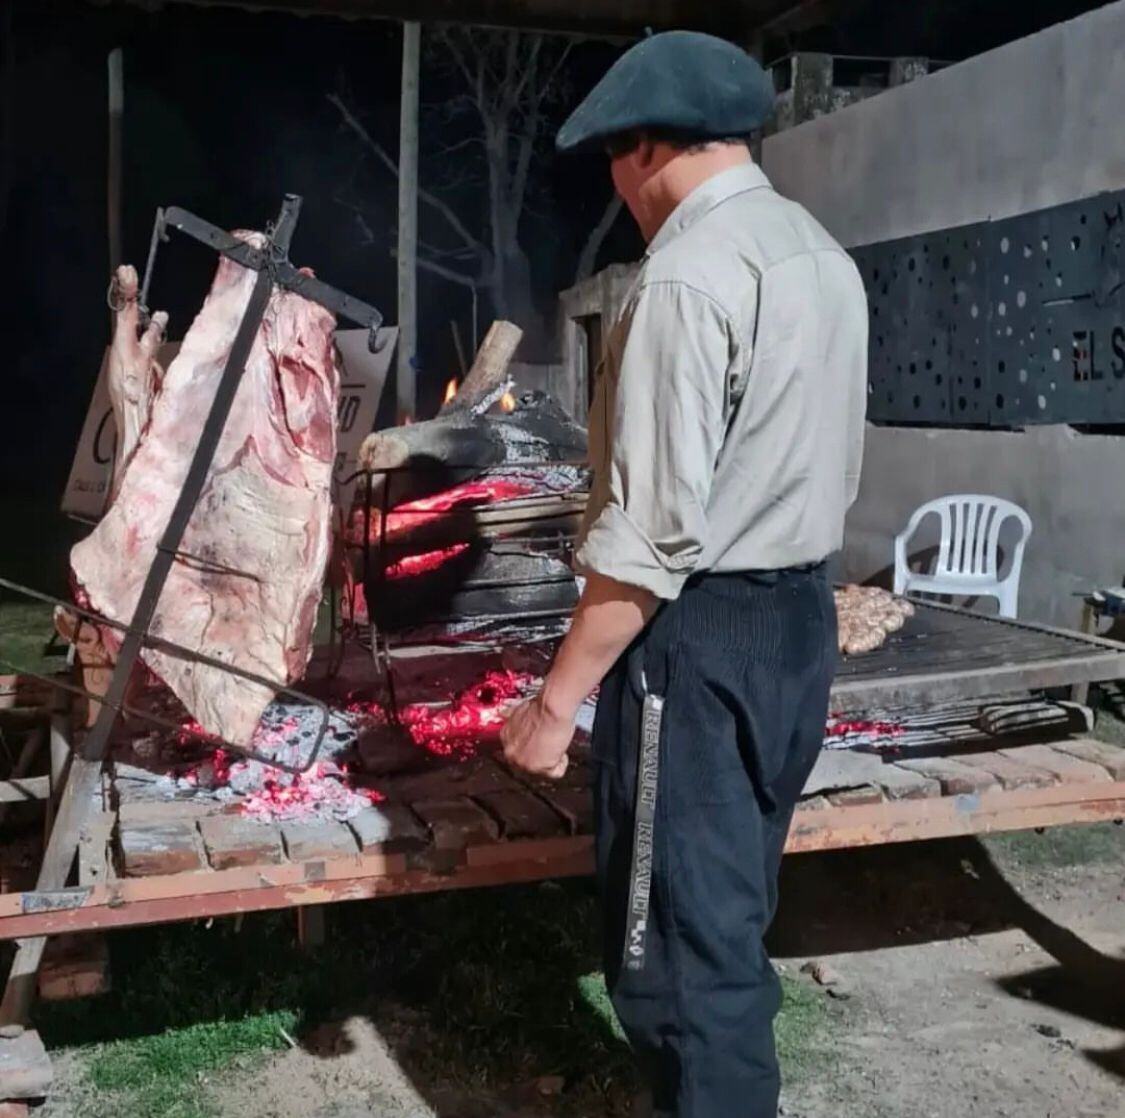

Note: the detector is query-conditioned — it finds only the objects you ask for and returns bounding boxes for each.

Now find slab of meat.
[107,264,169,500]
[71,235,338,744]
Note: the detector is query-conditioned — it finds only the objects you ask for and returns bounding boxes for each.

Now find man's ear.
[635,136,657,171]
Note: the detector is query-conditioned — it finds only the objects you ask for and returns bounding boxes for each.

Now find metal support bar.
[0,579,332,776]
[138,203,384,351]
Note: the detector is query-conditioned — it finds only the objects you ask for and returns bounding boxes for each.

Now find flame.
[499,391,516,412]
[443,377,459,405]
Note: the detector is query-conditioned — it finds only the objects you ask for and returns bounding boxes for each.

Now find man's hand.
[501,694,574,780]
[502,570,658,781]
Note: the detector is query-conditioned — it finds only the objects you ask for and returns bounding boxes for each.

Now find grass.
[775,973,835,1082]
[0,599,60,676]
[34,882,836,1117]
[81,1012,297,1118]
[983,821,1123,870]
[1093,682,1125,746]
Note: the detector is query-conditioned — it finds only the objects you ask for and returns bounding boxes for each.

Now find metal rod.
[106,48,124,302]
[397,20,421,422]
[0,580,331,776]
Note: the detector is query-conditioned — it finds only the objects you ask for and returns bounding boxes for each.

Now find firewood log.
[356,393,587,509]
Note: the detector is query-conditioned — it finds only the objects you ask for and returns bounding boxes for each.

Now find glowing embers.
[398,670,532,758]
[239,763,385,823]
[383,543,470,580]
[824,716,905,744]
[351,476,538,544]
[398,670,533,760]
[171,704,379,823]
[346,669,535,761]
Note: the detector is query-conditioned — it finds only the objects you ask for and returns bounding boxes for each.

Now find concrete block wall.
[847,424,1124,629]
[760,3,1125,626]
[761,2,1125,250]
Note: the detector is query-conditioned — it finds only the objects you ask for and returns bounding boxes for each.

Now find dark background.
[0,0,1107,590]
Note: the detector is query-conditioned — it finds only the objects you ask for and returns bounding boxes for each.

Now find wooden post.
[296,905,326,950]
[107,49,124,281]
[396,22,421,424]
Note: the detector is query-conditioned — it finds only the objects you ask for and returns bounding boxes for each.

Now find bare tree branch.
[327,92,486,256]
[437,26,478,99]
[429,135,484,158]
[392,247,480,289]
[534,41,574,111]
[505,33,542,113]
[575,194,624,283]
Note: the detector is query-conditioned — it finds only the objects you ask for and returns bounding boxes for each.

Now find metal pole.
[107,48,124,280]
[396,21,420,424]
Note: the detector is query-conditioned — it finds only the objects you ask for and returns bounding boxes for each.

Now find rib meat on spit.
[107,265,169,501]
[70,235,339,744]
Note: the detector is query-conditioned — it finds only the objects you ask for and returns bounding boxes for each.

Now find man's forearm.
[539,570,660,721]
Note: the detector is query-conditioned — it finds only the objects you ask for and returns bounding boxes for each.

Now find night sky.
[0,0,1107,589]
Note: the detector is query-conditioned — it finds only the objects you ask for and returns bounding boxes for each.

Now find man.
[501,30,868,1118]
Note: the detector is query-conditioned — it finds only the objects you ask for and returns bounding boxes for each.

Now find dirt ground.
[774,828,1124,1118]
[41,823,1120,1118]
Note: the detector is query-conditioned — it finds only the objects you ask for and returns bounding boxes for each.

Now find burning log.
[357,319,585,509]
[356,391,586,509]
[439,319,523,416]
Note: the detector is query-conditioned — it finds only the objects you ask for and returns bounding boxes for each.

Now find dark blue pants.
[593,568,836,1118]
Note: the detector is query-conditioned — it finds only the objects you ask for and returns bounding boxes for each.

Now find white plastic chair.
[893,495,1032,619]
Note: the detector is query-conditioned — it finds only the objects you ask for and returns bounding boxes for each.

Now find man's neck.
[638,145,752,242]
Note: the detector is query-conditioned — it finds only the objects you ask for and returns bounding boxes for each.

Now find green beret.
[556,30,774,154]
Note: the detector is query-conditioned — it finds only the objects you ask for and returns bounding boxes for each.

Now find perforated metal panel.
[852,189,1125,427]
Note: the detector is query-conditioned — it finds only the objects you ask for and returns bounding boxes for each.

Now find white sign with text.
[61,328,397,520]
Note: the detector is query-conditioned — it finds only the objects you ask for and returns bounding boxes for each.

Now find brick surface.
[827,785,884,807]
[474,789,567,840]
[348,803,428,853]
[794,795,832,812]
[896,756,999,796]
[200,815,285,869]
[281,821,359,862]
[119,822,205,877]
[39,935,110,1002]
[1051,738,1125,781]
[0,1029,52,1099]
[542,787,596,833]
[412,798,500,851]
[958,751,1056,790]
[1000,744,1112,785]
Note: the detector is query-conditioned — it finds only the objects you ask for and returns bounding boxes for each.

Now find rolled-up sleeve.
[576,280,736,599]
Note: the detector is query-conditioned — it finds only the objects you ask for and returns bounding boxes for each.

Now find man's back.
[616,161,869,572]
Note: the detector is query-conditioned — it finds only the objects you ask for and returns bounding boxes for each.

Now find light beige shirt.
[576,162,868,600]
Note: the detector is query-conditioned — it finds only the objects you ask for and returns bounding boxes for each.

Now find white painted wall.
[761,1,1125,247]
[846,424,1125,628]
